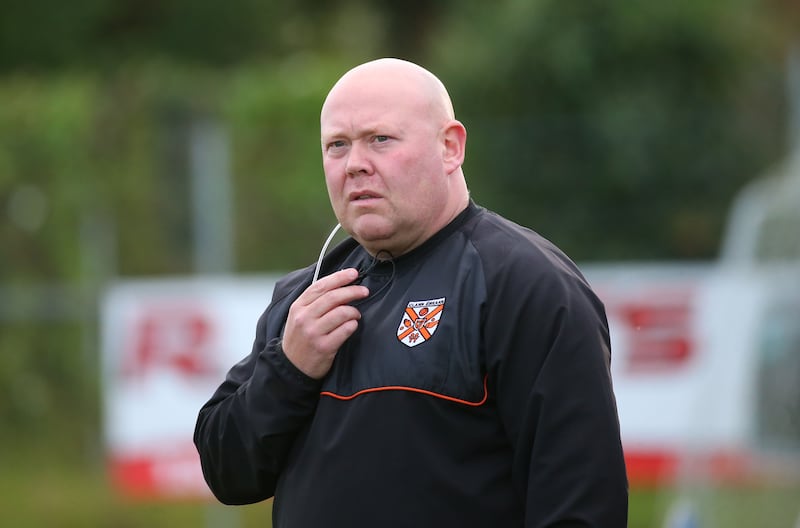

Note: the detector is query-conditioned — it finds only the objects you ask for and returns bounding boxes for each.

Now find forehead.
[320,72,432,137]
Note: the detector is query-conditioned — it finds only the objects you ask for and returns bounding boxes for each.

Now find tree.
[431,0,790,260]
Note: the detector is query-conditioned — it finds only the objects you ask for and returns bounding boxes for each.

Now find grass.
[0,443,271,528]
[0,446,797,527]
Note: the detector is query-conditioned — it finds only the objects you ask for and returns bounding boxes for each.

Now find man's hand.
[282,268,369,379]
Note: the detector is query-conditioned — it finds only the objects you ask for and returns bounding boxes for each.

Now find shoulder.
[465,207,588,289]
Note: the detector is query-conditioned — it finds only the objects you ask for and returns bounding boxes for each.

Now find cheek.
[405,155,443,195]
[323,162,345,193]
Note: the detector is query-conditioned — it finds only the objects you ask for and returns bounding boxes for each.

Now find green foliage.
[0,0,299,71]
[222,58,351,272]
[0,321,95,459]
[432,0,788,260]
[0,76,97,279]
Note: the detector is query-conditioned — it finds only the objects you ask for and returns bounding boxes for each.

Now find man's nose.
[345,142,371,176]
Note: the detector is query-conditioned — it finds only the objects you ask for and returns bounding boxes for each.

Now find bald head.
[321,58,456,128]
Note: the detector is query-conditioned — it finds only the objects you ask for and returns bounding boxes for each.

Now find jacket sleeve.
[484,250,629,527]
[193,293,322,505]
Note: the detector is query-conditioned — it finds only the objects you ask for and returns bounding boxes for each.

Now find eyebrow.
[322,123,397,141]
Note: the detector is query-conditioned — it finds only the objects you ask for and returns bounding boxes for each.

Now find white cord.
[312,223,342,283]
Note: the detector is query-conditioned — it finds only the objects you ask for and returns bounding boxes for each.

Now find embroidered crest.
[397,297,445,347]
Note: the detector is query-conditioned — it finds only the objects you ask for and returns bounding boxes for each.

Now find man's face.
[320,74,451,257]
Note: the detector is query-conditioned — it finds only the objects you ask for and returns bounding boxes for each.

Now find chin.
[355,230,392,244]
[351,225,395,249]
[349,215,392,238]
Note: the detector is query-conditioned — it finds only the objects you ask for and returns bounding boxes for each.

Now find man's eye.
[328,140,346,149]
[374,135,389,143]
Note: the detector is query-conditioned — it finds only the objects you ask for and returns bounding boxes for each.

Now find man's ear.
[442,120,467,174]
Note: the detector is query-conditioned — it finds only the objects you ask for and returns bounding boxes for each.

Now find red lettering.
[614,294,694,372]
[122,305,217,379]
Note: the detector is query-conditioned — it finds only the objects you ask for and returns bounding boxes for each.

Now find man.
[194,58,628,527]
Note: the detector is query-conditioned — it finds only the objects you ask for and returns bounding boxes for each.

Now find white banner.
[101,276,278,499]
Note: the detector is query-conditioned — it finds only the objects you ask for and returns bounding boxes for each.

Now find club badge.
[396,297,445,347]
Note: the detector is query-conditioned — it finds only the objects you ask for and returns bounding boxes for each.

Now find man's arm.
[193,268,369,504]
[486,258,629,527]
[193,312,321,504]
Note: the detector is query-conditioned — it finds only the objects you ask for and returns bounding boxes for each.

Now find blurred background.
[1,0,800,526]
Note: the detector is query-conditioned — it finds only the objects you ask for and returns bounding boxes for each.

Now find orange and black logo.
[396,297,445,347]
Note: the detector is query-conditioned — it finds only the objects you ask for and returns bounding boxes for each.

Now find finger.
[285,283,367,341]
[298,268,361,305]
[315,304,363,337]
[318,318,360,352]
[311,284,369,315]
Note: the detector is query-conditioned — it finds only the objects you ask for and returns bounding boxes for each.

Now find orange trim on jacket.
[320,375,489,407]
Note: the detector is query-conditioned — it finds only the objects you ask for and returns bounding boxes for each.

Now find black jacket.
[194,202,628,527]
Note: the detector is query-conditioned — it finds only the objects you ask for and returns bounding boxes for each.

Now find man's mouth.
[351,192,379,201]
